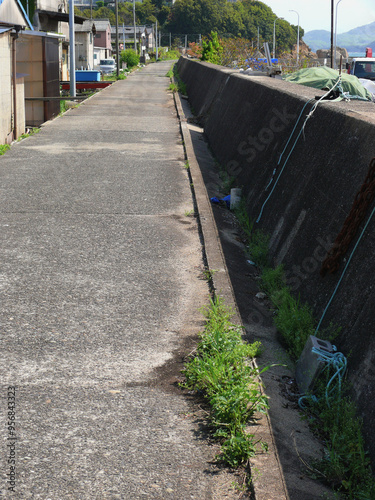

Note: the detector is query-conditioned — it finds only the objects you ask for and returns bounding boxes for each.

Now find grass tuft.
[0,144,10,155]
[17,127,40,142]
[181,296,267,468]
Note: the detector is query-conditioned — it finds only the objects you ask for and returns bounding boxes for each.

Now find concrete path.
[0,62,237,499]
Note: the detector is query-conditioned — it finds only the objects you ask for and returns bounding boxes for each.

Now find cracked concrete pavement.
[0,62,242,499]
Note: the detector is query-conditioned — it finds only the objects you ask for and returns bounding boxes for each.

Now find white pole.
[334,0,343,69]
[69,0,76,97]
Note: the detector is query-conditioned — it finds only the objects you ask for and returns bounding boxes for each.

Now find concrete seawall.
[177,56,375,463]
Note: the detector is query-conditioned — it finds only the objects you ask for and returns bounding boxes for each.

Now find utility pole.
[133,0,136,52]
[289,10,300,66]
[155,20,158,59]
[69,0,76,97]
[330,0,334,68]
[115,0,119,76]
[334,0,343,69]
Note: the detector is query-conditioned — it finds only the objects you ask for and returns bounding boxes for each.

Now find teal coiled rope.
[298,347,347,409]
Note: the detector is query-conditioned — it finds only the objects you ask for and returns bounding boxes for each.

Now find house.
[93,18,112,61]
[0,0,81,138]
[75,18,95,70]
[32,0,86,81]
[0,0,33,28]
[33,0,86,35]
[0,0,33,143]
[111,25,154,54]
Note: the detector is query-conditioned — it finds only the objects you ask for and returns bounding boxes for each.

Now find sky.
[263,0,375,34]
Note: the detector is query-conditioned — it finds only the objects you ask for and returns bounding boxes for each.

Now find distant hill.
[304,21,375,53]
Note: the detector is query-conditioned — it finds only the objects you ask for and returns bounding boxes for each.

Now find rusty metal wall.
[43,36,60,122]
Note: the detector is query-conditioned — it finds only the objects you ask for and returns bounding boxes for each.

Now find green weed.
[0,144,10,155]
[231,199,375,496]
[260,265,285,294]
[202,268,216,281]
[308,392,375,498]
[232,198,270,269]
[273,292,315,359]
[248,229,270,269]
[60,100,68,114]
[234,198,253,240]
[181,296,267,468]
[170,64,187,95]
[168,82,178,93]
[17,127,40,141]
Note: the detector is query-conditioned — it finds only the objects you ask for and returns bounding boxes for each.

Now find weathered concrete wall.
[0,31,26,143]
[0,31,12,144]
[177,56,375,462]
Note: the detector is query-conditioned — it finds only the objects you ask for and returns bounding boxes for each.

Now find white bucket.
[230,188,242,210]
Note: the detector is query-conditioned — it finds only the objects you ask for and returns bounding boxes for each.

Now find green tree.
[157,4,171,28]
[93,6,116,23]
[167,0,243,36]
[118,2,134,25]
[135,0,157,24]
[166,0,304,54]
[120,48,140,67]
[201,31,223,64]
[20,0,36,23]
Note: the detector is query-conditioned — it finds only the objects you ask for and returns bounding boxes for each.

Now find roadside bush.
[201,31,223,65]
[120,49,139,68]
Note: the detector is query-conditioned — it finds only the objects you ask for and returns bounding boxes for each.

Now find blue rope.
[316,202,375,333]
[298,347,347,409]
[264,99,315,192]
[257,77,343,224]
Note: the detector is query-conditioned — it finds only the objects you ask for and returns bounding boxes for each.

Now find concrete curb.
[173,88,290,500]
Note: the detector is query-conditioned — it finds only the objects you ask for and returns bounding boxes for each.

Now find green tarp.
[284,66,372,101]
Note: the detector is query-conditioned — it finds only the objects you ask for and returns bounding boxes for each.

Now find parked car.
[347,48,375,81]
[99,59,116,74]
